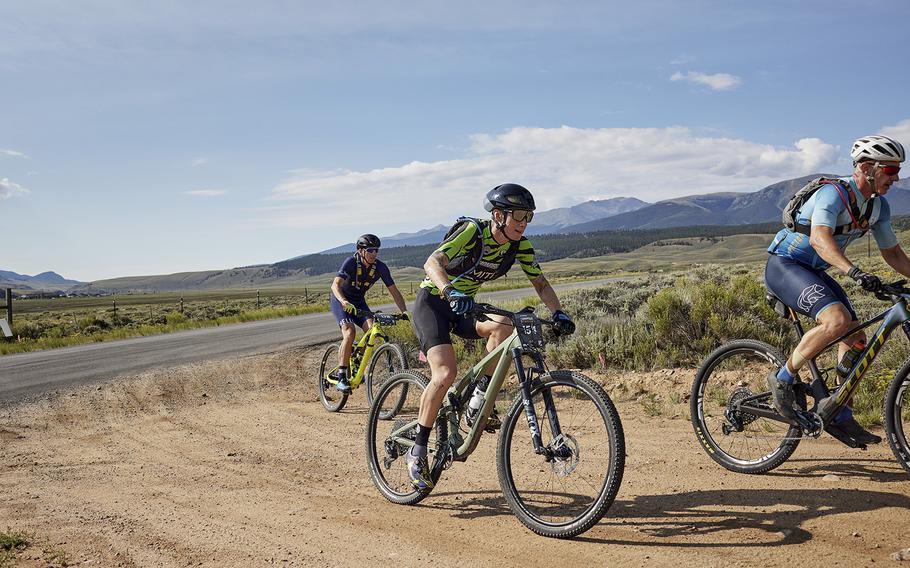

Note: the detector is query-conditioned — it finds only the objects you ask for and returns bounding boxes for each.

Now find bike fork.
[513,348,563,459]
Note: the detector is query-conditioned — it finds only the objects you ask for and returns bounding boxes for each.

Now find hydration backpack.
[782,177,875,236]
[441,217,520,283]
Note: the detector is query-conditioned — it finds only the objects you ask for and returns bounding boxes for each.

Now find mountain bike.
[365,303,625,538]
[691,280,910,475]
[318,310,410,413]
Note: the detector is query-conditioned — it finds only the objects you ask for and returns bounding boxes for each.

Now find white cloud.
[1,149,28,158]
[0,178,29,199]
[671,71,742,91]
[184,189,226,197]
[191,157,208,167]
[262,126,838,230]
[880,119,910,146]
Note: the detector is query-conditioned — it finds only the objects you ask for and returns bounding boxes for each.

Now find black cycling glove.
[848,267,882,292]
[552,310,576,336]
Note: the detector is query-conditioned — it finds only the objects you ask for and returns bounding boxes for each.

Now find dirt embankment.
[1,348,909,567]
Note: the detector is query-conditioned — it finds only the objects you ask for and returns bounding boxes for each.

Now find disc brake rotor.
[549,433,580,477]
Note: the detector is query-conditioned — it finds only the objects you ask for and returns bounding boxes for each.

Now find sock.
[410,444,428,458]
[414,424,431,448]
[776,366,795,384]
[337,366,349,379]
[833,406,854,425]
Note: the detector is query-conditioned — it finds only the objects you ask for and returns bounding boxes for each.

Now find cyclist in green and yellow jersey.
[406,183,576,489]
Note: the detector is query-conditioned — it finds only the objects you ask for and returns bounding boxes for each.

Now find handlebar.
[874,280,910,302]
[352,308,409,325]
[471,302,554,327]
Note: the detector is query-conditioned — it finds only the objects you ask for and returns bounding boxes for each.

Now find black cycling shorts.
[412,287,481,353]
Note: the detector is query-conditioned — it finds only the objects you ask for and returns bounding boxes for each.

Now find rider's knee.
[484,322,512,345]
[817,305,853,336]
[429,366,457,386]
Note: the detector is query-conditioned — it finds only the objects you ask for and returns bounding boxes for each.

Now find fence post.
[112,300,117,317]
[4,288,11,325]
[257,289,261,309]
[180,297,184,313]
[305,287,308,303]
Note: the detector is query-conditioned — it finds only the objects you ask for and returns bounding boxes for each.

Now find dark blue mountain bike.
[691,281,910,475]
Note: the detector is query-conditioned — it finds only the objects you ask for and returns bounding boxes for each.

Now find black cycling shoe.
[766,370,799,425]
[335,374,353,394]
[830,416,882,446]
[465,406,501,433]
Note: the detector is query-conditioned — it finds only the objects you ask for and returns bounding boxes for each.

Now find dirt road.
[1,348,909,567]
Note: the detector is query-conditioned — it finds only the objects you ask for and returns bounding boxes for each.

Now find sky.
[2,0,910,281]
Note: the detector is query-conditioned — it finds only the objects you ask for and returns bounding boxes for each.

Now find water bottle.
[467,375,491,415]
[836,340,866,380]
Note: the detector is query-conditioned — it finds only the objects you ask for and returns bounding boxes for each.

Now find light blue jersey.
[768,177,897,269]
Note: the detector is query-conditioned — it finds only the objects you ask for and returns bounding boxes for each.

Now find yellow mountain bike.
[318,310,410,413]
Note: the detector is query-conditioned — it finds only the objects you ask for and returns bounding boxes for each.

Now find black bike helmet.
[356,234,381,249]
[484,183,536,212]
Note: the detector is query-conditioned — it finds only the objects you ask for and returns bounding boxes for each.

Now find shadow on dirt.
[768,457,908,483]
[424,484,910,546]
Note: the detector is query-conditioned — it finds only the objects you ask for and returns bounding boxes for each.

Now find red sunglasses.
[876,163,901,176]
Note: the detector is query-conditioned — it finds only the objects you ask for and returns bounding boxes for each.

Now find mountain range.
[0,270,83,292]
[11,174,910,293]
[317,196,650,253]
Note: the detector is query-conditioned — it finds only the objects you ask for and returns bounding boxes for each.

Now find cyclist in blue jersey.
[765,135,908,444]
[329,234,408,393]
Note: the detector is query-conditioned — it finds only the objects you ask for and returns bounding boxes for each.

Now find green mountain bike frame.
[388,305,567,473]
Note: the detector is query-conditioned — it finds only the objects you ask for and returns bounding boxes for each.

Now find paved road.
[0,278,620,401]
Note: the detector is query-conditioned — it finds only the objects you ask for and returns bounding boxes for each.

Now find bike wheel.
[497,370,624,539]
[318,343,347,413]
[883,359,910,474]
[691,339,802,474]
[365,342,409,418]
[366,370,443,505]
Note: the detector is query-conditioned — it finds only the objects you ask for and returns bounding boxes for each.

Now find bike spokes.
[499,373,622,534]
[692,340,802,473]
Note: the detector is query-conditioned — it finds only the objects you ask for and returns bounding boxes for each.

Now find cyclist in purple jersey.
[765,135,909,444]
[329,234,408,393]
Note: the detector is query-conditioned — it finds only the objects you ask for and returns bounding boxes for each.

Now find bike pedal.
[824,424,868,450]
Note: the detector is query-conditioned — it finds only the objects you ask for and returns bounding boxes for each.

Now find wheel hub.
[723,387,758,433]
[548,434,579,477]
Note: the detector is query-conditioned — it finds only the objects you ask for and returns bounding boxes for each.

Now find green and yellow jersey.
[420,219,542,298]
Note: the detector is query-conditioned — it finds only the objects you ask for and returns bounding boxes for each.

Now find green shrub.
[166,311,187,325]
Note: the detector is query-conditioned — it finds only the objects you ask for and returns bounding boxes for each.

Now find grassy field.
[1,267,590,355]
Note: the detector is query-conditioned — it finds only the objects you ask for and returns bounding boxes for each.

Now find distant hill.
[0,270,82,292]
[564,175,910,232]
[67,175,910,294]
[317,196,649,253]
[72,222,781,294]
[525,197,649,234]
[319,224,449,254]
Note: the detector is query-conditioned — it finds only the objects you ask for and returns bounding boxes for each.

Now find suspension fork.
[513,347,561,457]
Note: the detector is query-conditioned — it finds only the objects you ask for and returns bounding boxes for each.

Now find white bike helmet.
[851,135,905,164]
